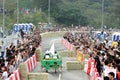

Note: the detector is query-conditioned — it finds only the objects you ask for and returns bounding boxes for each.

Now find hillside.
[0,0,119,29]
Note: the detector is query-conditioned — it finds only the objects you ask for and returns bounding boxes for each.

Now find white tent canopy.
[13,23,33,33]
[96,31,107,39]
[112,32,120,41]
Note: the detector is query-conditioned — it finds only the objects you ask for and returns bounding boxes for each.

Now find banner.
[61,38,73,51]
[24,53,37,73]
[87,58,95,75]
[84,59,88,73]
[77,51,83,62]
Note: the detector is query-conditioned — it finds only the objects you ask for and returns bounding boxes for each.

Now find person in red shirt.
[117,65,120,80]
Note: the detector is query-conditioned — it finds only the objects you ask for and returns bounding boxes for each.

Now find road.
[0,32,88,80]
[41,37,65,53]
[33,34,89,80]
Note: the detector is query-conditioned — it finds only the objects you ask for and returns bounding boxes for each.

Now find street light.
[48,0,50,25]
[101,0,104,29]
[17,0,19,24]
[2,0,5,34]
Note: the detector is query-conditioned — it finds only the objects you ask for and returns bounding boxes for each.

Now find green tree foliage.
[0,0,120,29]
[55,4,88,26]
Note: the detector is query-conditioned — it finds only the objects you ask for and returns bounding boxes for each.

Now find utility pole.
[48,0,50,25]
[17,0,19,24]
[101,0,104,29]
[2,0,5,34]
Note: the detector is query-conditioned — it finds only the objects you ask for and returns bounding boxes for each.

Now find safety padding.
[36,47,41,61]
[19,64,28,80]
[41,31,67,39]
[66,61,82,70]
[59,50,73,57]
[71,46,77,57]
[28,73,48,80]
[59,49,76,57]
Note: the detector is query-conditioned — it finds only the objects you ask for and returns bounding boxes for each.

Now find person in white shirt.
[0,46,2,59]
[1,41,6,59]
[8,62,15,74]
[1,66,8,80]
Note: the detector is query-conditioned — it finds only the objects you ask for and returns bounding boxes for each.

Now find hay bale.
[19,64,28,80]
[84,54,89,59]
[41,31,67,39]
[59,46,77,57]
[36,48,41,62]
[66,61,82,70]
[71,46,77,57]
[28,73,48,80]
[59,50,71,57]
[59,50,76,57]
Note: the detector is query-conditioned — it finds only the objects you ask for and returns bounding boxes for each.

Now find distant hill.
[0,0,119,29]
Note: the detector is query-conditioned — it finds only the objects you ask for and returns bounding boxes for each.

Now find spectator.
[19,29,25,39]
[0,46,2,59]
[1,41,5,59]
[62,31,120,80]
[108,72,117,80]
[1,66,8,80]
[117,65,120,80]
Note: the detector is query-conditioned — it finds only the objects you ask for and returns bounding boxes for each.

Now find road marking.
[59,73,61,80]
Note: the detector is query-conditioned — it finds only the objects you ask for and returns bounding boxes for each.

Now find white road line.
[59,73,61,80]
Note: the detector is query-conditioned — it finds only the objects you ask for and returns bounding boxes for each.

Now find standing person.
[19,29,25,39]
[108,72,117,80]
[0,46,2,59]
[117,65,120,80]
[1,66,8,80]
[1,41,5,59]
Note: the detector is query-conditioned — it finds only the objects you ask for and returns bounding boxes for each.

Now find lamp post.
[101,0,104,29]
[2,0,5,34]
[48,0,50,25]
[17,0,19,24]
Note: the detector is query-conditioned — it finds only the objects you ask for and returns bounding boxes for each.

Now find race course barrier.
[8,68,21,80]
[7,53,37,80]
[84,57,101,80]
[24,54,37,73]
[28,73,48,80]
[61,38,74,51]
[66,61,82,70]
[76,50,85,63]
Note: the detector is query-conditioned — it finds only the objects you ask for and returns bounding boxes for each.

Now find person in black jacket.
[19,29,25,39]
[94,52,102,76]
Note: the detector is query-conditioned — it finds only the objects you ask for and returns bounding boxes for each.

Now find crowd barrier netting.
[7,53,37,80]
[61,38,73,51]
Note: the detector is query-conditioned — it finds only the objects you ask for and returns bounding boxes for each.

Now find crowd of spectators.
[0,30,41,80]
[63,32,120,80]
[0,26,119,80]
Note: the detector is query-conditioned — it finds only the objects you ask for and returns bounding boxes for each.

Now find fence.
[62,38,101,80]
[84,58,101,80]
[24,54,37,73]
[7,53,37,80]
[61,38,73,51]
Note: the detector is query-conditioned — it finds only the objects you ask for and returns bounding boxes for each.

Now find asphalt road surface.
[33,33,89,80]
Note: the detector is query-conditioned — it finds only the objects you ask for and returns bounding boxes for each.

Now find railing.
[7,53,37,80]
[61,38,101,80]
